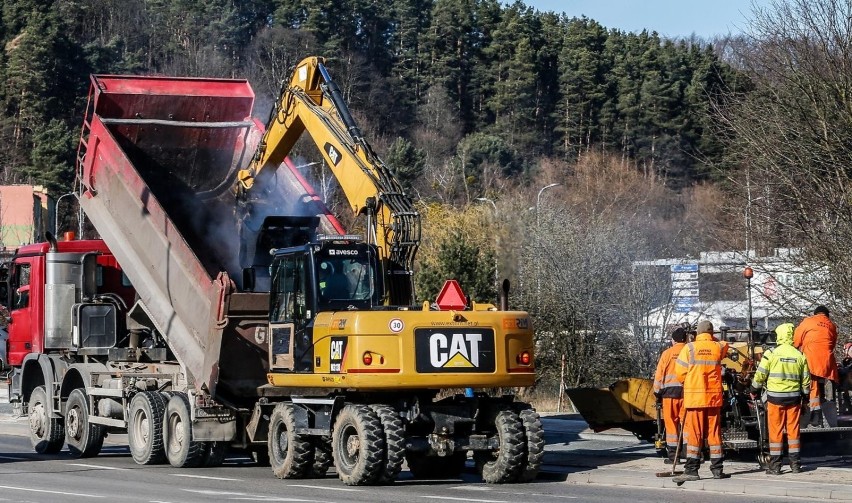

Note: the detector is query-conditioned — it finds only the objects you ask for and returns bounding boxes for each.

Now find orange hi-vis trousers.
[663,397,683,449]
[683,407,723,462]
[810,377,823,410]
[767,402,801,457]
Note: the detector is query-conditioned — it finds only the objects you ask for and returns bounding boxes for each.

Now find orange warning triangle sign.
[436,280,466,310]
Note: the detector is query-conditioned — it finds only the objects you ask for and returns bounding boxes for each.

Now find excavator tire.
[370,404,406,484]
[28,385,65,454]
[310,436,333,478]
[268,403,313,478]
[332,404,385,485]
[474,408,526,483]
[516,406,544,482]
[128,391,167,464]
[164,392,206,468]
[65,388,105,458]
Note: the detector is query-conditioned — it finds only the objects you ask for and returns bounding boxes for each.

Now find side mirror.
[242,267,256,292]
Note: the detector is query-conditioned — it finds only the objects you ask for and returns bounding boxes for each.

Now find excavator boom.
[238,57,419,305]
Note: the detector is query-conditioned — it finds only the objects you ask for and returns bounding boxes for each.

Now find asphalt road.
[0,410,822,503]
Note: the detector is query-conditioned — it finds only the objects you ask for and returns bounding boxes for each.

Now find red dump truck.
[6,63,541,485]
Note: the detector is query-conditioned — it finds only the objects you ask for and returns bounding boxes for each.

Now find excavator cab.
[268,237,381,371]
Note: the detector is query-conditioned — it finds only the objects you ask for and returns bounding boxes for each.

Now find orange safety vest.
[675,333,729,409]
[653,342,685,398]
[794,313,838,381]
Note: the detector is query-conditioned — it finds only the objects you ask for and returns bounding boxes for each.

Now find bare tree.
[717,0,852,325]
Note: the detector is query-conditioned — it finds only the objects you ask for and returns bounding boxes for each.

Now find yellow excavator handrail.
[237,56,420,305]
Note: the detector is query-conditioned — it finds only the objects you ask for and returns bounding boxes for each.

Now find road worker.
[750,322,810,474]
[653,324,688,463]
[672,320,729,483]
[794,305,838,427]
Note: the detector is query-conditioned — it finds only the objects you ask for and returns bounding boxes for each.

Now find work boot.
[672,471,699,483]
[766,455,782,475]
[789,454,802,473]
[712,470,731,479]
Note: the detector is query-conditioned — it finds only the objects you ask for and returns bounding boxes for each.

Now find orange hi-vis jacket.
[653,342,686,398]
[794,313,838,381]
[675,333,729,409]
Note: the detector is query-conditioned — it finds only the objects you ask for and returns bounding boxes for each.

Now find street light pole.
[54,192,77,237]
[536,183,561,227]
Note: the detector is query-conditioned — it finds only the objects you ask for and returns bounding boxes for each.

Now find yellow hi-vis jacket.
[752,323,811,406]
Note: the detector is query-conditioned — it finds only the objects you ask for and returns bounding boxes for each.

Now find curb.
[559,468,852,501]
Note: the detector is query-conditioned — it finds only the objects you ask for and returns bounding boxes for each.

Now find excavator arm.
[237,57,420,305]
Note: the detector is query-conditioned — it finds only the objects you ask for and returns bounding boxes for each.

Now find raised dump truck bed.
[76,75,339,405]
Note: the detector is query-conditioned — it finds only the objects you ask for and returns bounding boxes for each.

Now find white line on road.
[450,486,492,491]
[68,462,127,471]
[0,484,105,498]
[422,496,507,503]
[287,484,363,492]
[172,474,243,481]
[182,490,316,502]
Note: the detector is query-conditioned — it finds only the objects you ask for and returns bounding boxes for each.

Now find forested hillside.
[0,0,740,196]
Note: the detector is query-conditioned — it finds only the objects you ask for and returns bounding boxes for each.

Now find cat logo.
[330,337,347,373]
[324,143,341,166]
[415,328,495,373]
[430,333,482,368]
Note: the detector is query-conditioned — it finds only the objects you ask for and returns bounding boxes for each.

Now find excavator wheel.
[369,404,406,484]
[28,385,65,454]
[474,408,526,483]
[128,391,167,464]
[332,405,385,485]
[515,405,545,482]
[268,403,314,478]
[65,388,105,458]
[163,392,206,468]
[310,436,333,478]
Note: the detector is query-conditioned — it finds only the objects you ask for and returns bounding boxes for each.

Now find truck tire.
[332,404,385,485]
[516,407,544,482]
[28,385,64,454]
[65,388,105,458]
[164,392,205,468]
[310,436,333,478]
[268,402,313,478]
[474,408,525,484]
[128,391,167,464]
[370,404,405,483]
[405,451,467,479]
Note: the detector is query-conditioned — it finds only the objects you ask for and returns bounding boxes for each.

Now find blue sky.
[521,0,770,39]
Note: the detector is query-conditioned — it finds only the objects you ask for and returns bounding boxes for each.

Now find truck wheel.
[405,451,467,479]
[310,436,333,478]
[164,392,205,468]
[370,404,405,483]
[128,391,167,464]
[65,388,105,458]
[516,407,544,482]
[268,402,313,478]
[200,442,227,467]
[28,385,65,454]
[332,405,385,485]
[474,408,525,483]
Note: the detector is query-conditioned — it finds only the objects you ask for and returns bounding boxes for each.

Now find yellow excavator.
[238,57,542,486]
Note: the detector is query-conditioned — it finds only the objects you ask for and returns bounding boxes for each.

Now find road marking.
[450,486,492,491]
[0,484,105,498]
[172,474,243,481]
[287,484,363,492]
[182,490,315,502]
[422,497,506,503]
[69,463,127,471]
